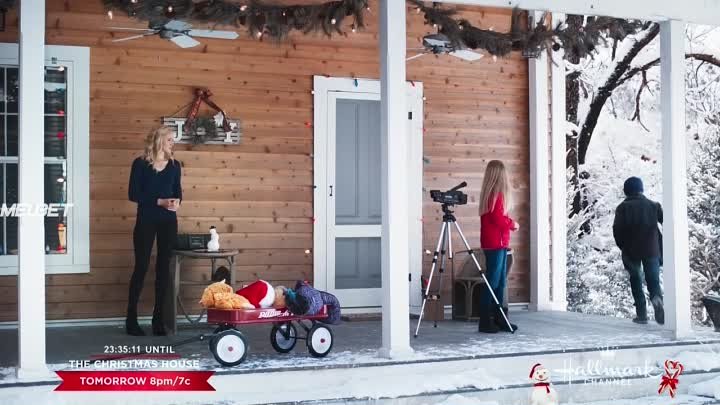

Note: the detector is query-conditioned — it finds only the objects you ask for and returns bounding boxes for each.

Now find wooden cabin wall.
[0,0,529,321]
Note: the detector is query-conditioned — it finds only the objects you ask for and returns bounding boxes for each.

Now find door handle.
[329,185,333,197]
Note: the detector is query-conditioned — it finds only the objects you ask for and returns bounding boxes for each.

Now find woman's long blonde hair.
[143,126,174,165]
[479,160,512,215]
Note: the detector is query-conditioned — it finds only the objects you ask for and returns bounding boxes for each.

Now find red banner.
[55,371,215,392]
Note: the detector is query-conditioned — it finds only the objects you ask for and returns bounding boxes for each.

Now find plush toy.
[212,292,254,310]
[273,286,287,308]
[236,280,276,309]
[199,280,253,310]
[199,280,233,308]
[285,281,341,325]
[529,363,559,405]
[207,226,220,251]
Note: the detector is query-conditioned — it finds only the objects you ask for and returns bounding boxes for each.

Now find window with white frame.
[0,43,89,274]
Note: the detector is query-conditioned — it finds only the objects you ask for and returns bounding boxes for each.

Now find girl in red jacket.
[478,160,519,333]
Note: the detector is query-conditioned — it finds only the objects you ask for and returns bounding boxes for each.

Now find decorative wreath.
[186,116,217,144]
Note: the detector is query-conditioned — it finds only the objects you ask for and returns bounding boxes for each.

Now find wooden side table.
[164,249,240,335]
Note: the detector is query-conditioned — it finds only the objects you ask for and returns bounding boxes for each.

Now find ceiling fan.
[407,33,483,62]
[109,20,239,48]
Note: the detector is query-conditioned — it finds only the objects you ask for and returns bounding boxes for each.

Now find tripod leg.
[434,227,450,328]
[451,222,515,334]
[415,222,447,338]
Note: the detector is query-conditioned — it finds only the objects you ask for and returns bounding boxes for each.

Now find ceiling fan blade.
[187,29,239,39]
[164,19,192,32]
[449,49,484,62]
[406,53,428,62]
[112,33,154,43]
[108,27,154,32]
[170,34,201,48]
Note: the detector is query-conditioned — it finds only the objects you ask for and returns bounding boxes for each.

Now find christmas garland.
[102,0,370,40]
[409,0,644,61]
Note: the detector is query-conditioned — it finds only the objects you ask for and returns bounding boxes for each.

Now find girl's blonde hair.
[143,126,174,165]
[479,160,512,215]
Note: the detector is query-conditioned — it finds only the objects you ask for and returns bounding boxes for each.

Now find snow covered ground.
[423,394,718,405]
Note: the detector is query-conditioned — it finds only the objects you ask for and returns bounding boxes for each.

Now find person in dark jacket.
[126,126,182,336]
[613,177,664,325]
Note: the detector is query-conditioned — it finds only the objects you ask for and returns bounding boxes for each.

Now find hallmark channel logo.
[553,347,663,387]
[0,203,73,217]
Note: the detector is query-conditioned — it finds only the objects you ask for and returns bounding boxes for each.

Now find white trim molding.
[660,20,692,339]
[528,10,552,312]
[550,13,568,312]
[432,0,720,26]
[0,42,90,275]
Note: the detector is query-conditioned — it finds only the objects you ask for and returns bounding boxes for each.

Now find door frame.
[312,76,424,311]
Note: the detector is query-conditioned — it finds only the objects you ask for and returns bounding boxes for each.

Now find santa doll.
[236,280,276,309]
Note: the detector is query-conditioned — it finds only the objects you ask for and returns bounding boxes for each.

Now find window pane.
[45,116,66,158]
[0,68,5,114]
[0,116,5,156]
[45,67,66,114]
[6,68,17,114]
[6,115,16,157]
[45,163,67,255]
[4,163,16,255]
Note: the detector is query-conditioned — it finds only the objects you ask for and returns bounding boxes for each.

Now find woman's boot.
[478,311,500,333]
[126,309,145,336]
[494,307,518,332]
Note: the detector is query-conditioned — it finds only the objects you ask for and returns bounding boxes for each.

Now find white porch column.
[660,19,692,339]
[550,13,568,311]
[17,0,49,379]
[379,0,412,358]
[528,11,552,312]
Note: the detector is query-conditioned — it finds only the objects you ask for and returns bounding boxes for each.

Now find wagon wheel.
[270,322,298,354]
[306,323,333,358]
[209,329,248,367]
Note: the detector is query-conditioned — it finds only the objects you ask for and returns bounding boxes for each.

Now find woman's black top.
[128,157,182,223]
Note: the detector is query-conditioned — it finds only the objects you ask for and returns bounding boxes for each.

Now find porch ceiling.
[434,0,720,26]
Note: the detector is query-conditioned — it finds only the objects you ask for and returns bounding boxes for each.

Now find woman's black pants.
[127,219,178,324]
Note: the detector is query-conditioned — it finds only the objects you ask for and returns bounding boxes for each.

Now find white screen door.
[313,77,423,310]
[327,92,383,307]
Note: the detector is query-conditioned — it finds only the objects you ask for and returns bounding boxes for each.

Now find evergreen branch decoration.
[408,0,644,61]
[101,0,370,41]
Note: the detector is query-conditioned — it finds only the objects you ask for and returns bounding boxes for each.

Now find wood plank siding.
[0,0,530,321]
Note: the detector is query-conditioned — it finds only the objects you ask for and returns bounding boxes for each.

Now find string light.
[57,66,65,72]
[416,7,421,13]
[167,5,173,13]
[107,10,113,19]
[131,0,137,3]
[240,5,247,11]
[331,18,337,25]
[256,31,263,38]
[304,249,311,255]
[351,25,356,33]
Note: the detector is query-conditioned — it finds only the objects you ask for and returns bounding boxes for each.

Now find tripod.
[414,203,514,337]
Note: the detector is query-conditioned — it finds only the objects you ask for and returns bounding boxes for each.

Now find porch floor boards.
[1,310,718,379]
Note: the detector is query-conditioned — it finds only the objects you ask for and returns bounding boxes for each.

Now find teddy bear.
[199,280,253,310]
[199,280,233,308]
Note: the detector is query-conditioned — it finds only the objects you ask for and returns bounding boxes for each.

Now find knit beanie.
[623,177,644,196]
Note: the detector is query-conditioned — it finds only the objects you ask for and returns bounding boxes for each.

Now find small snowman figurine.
[207,226,220,252]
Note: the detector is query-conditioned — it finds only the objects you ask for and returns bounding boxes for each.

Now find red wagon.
[205,306,334,367]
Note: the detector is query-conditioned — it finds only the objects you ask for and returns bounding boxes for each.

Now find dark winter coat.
[613,194,663,260]
[290,281,341,325]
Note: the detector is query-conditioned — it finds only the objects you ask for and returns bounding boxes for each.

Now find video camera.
[430,182,468,206]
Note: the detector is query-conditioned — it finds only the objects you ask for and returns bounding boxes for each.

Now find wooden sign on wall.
[163,116,242,145]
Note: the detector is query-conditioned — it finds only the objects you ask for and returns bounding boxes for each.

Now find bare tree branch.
[617,53,720,88]
[631,70,651,131]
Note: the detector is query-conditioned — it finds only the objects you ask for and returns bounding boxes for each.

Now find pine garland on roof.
[101,0,370,40]
[409,0,644,61]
